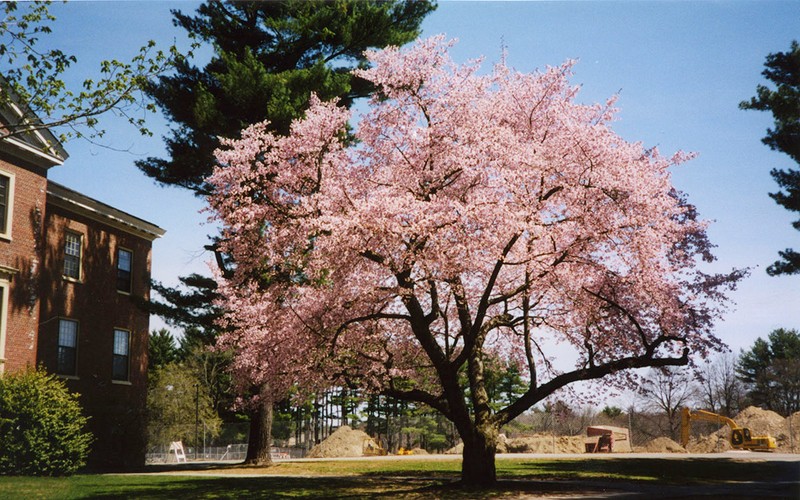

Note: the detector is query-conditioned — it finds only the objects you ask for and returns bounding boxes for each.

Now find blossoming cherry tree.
[207,37,743,486]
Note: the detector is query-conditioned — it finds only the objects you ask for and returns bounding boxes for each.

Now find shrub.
[0,368,93,476]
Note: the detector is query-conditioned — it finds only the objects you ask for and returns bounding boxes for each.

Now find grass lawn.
[0,457,797,499]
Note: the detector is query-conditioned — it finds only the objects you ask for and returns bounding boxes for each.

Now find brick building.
[1,91,164,468]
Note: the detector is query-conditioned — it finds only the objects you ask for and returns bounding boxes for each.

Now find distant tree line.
[145,327,800,453]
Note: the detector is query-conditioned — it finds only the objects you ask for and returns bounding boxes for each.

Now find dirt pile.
[781,411,800,452]
[307,426,383,458]
[732,406,795,452]
[688,408,800,453]
[507,434,586,454]
[446,434,584,454]
[734,406,785,437]
[638,437,687,453]
[445,443,463,455]
[685,431,732,453]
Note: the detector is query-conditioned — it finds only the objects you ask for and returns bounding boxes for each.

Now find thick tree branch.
[330,310,412,353]
[583,286,651,350]
[469,233,522,345]
[382,386,451,420]
[496,347,689,426]
[395,269,447,367]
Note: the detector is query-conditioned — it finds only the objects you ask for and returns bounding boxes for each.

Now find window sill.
[112,379,132,386]
[62,276,83,284]
[0,233,12,243]
[116,290,132,296]
[58,374,79,380]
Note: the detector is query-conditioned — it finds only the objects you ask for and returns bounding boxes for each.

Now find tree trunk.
[460,423,498,486]
[244,385,273,465]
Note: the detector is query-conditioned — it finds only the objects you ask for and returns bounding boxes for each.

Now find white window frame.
[116,247,133,294]
[0,170,16,241]
[112,328,131,383]
[0,280,9,374]
[56,318,79,377]
[63,230,83,281]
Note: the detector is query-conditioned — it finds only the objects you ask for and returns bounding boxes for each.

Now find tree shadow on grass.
[58,458,799,499]
[68,475,451,499]
[68,475,634,499]
[505,457,800,484]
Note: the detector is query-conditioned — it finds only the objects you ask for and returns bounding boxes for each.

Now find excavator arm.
[683,409,738,428]
[681,407,776,451]
[681,407,737,446]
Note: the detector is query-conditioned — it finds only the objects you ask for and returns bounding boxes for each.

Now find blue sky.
[43,1,799,358]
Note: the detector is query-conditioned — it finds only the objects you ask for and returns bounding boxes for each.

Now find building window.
[112,329,130,381]
[116,248,132,293]
[63,231,82,279]
[57,319,78,376]
[0,172,14,239]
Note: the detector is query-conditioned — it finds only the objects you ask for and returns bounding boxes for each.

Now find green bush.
[0,368,93,476]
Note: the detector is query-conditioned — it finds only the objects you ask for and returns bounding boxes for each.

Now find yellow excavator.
[680,408,777,452]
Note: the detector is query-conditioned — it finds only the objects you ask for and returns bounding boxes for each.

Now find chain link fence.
[146,422,308,464]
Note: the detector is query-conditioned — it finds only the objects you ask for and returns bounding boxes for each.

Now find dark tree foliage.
[149,274,223,346]
[740,40,800,275]
[148,328,179,370]
[137,0,436,195]
[147,277,234,418]
[479,359,527,412]
[601,406,623,419]
[737,328,800,416]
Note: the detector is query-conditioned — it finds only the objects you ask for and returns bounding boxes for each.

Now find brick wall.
[37,201,153,469]
[0,154,47,374]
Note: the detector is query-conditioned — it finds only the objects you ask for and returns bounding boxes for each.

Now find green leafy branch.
[1,1,197,145]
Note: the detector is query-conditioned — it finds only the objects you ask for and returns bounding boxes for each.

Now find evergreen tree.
[737,328,800,416]
[140,0,435,465]
[148,328,179,370]
[740,40,800,275]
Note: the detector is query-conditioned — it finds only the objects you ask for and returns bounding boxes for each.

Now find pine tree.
[137,0,436,195]
[737,328,800,416]
[740,40,800,275]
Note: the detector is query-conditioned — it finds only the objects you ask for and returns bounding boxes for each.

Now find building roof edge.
[46,181,166,241]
